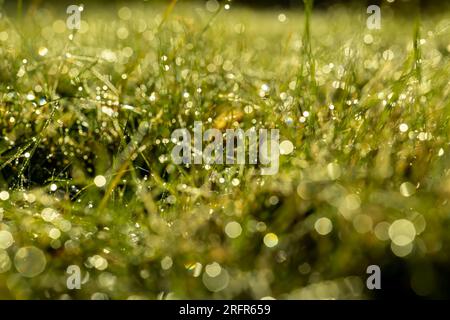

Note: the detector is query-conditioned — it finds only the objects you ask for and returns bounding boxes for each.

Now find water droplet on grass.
[399,123,409,133]
[400,182,416,197]
[205,262,222,277]
[389,219,416,246]
[38,47,48,56]
[0,191,9,201]
[314,218,333,235]
[14,246,47,277]
[0,250,11,273]
[0,231,14,249]
[90,255,108,271]
[279,140,294,155]
[224,221,242,238]
[94,175,107,188]
[161,256,173,270]
[263,233,279,247]
[49,228,61,240]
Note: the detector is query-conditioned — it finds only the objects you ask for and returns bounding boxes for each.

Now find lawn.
[0,0,450,299]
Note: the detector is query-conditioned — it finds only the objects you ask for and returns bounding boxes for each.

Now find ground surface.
[0,2,450,299]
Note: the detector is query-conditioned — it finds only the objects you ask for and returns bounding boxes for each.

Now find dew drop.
[399,123,409,133]
[314,217,333,235]
[263,233,279,247]
[224,221,242,239]
[0,191,9,201]
[279,140,294,155]
[14,246,47,277]
[0,250,11,273]
[38,47,48,56]
[0,230,14,249]
[94,175,107,188]
[49,228,61,240]
[400,182,416,197]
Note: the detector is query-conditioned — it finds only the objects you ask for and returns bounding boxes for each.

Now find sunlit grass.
[0,1,450,299]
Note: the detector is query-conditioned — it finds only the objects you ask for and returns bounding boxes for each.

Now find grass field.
[1,0,450,299]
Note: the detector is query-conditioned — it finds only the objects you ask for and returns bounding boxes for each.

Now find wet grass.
[0,1,450,299]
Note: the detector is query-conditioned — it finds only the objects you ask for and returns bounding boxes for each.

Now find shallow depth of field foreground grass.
[1,1,450,299]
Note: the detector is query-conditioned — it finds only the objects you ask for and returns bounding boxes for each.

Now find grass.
[0,1,450,299]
